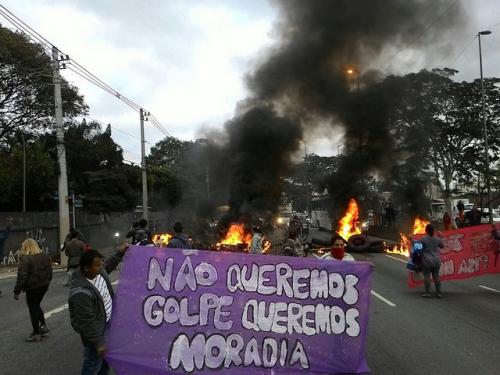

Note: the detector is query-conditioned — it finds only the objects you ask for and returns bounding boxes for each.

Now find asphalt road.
[1,231,499,375]
[308,227,500,375]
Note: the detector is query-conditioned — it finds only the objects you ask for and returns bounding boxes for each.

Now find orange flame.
[220,224,252,245]
[385,233,410,257]
[153,233,173,247]
[384,216,430,257]
[260,239,271,254]
[412,216,430,235]
[337,198,362,240]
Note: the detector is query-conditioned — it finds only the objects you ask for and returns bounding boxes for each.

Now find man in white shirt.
[68,246,127,375]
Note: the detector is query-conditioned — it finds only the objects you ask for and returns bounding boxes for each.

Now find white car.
[480,210,500,223]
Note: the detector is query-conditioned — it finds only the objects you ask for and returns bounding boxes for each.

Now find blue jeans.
[82,345,109,375]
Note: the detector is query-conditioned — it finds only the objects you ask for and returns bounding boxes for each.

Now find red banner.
[408,224,500,287]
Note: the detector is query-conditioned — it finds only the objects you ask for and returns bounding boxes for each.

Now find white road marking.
[371,290,396,307]
[312,253,397,306]
[44,304,68,319]
[479,285,500,293]
[43,280,119,319]
[385,254,407,264]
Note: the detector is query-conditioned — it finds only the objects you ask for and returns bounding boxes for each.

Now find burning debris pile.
[213,223,252,252]
[212,223,272,253]
[153,233,173,247]
[385,216,430,257]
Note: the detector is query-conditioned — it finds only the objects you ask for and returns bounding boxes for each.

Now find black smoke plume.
[243,0,465,215]
[221,103,302,227]
[216,0,465,226]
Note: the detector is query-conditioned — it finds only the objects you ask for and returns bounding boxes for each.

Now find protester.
[288,215,303,240]
[468,207,482,226]
[133,219,153,246]
[442,212,452,231]
[126,221,140,244]
[63,228,85,247]
[491,225,500,267]
[384,203,396,228]
[455,211,465,228]
[420,224,444,298]
[330,234,346,260]
[0,222,11,296]
[455,201,465,228]
[64,229,87,286]
[0,222,11,260]
[250,226,264,254]
[166,222,192,249]
[68,245,128,375]
[13,238,52,342]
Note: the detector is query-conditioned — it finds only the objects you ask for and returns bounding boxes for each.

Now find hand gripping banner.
[106,246,374,374]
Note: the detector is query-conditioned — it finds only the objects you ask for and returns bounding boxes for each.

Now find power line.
[384,0,460,71]
[0,4,52,48]
[487,20,500,30]
[0,4,169,137]
[0,7,52,54]
[445,35,477,68]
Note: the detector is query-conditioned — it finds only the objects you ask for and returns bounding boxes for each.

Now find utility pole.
[72,192,76,229]
[52,47,70,265]
[22,134,26,213]
[140,109,149,221]
[478,30,493,223]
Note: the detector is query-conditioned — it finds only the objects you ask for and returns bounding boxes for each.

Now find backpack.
[407,240,423,272]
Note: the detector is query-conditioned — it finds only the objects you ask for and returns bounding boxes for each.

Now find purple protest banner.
[106,246,374,374]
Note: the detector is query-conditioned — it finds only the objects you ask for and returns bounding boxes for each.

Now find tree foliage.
[0,24,87,140]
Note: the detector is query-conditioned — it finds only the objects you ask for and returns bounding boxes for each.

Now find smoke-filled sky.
[1,0,500,160]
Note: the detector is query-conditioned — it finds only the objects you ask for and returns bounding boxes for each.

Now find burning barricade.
[212,223,272,254]
[384,216,430,258]
[153,233,173,247]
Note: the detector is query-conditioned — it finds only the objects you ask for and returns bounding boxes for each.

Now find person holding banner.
[420,224,444,298]
[166,222,192,249]
[68,245,128,375]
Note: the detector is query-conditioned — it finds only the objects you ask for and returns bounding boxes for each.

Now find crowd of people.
[6,213,420,374]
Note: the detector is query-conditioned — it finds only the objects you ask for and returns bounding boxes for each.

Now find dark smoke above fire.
[206,0,466,220]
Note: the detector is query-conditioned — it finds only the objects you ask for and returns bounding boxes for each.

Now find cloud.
[2,0,276,155]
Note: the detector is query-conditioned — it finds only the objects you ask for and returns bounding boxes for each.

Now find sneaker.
[25,334,42,342]
[421,293,431,298]
[39,325,49,336]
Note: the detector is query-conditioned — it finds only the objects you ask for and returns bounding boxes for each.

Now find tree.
[0,25,87,140]
[390,69,500,215]
[0,135,57,211]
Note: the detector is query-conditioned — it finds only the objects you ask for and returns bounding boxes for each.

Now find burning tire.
[346,234,370,252]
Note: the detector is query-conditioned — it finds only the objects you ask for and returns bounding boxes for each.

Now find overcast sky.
[2,0,500,160]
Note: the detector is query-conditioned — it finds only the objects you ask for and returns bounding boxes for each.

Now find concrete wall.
[0,211,175,263]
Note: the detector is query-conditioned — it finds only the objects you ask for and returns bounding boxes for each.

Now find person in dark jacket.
[420,224,444,298]
[125,221,140,244]
[13,238,53,342]
[68,245,127,375]
[167,222,192,249]
[64,230,87,286]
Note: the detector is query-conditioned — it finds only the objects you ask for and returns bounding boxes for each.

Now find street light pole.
[478,30,493,223]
